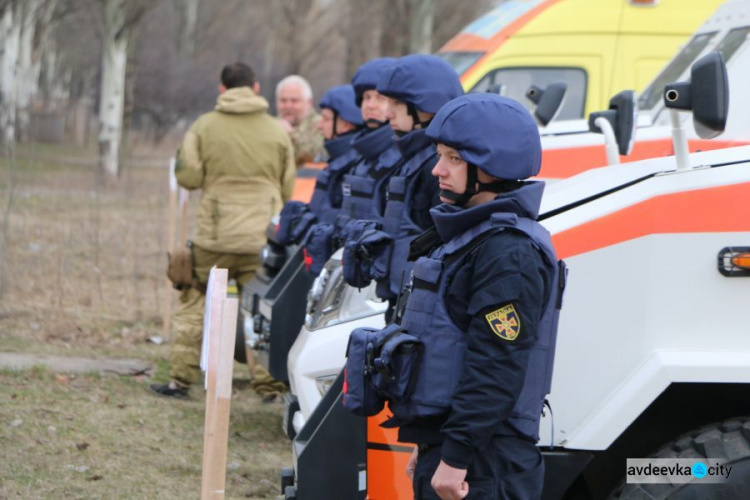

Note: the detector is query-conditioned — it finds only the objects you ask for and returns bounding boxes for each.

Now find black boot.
[149,382,189,400]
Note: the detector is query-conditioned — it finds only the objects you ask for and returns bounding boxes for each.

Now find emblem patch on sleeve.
[485,304,521,341]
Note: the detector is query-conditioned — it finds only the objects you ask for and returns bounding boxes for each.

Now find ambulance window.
[438,52,485,76]
[469,67,587,121]
[716,27,750,63]
[638,32,716,111]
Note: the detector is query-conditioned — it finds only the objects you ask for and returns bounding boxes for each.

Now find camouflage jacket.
[290,111,325,167]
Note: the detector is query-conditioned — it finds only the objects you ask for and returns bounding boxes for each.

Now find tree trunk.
[177,0,199,58]
[35,0,58,106]
[409,0,434,54]
[98,0,129,178]
[0,4,21,146]
[16,0,40,142]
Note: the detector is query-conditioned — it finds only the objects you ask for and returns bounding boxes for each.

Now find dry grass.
[0,368,290,499]
[0,140,290,499]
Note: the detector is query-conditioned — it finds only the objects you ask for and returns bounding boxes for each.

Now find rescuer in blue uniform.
[392,94,564,499]
[343,55,464,317]
[306,84,363,223]
[336,57,401,229]
[275,84,363,272]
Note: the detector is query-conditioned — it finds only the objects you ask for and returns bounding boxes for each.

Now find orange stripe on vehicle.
[459,0,561,84]
[538,139,743,180]
[552,182,750,260]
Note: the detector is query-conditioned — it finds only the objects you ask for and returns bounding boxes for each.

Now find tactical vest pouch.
[332,214,351,248]
[341,220,383,288]
[277,201,317,245]
[359,229,393,281]
[343,327,386,417]
[370,328,423,403]
[304,223,335,275]
[166,241,193,291]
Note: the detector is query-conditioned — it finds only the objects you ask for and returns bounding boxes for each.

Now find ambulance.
[439,0,722,120]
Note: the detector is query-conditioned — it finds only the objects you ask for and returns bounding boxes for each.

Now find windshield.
[715,26,750,63]
[638,32,716,111]
[470,67,588,121]
[437,51,485,76]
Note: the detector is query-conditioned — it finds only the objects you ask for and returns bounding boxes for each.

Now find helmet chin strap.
[407,104,432,130]
[439,163,479,207]
[439,163,524,207]
[394,105,431,138]
[366,118,388,128]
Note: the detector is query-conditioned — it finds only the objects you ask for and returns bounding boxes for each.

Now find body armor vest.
[374,145,435,299]
[307,134,360,225]
[388,211,564,441]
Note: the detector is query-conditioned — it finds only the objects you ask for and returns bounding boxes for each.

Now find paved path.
[0,353,152,376]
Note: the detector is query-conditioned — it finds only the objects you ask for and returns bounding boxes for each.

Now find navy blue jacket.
[398,182,553,469]
[393,128,442,231]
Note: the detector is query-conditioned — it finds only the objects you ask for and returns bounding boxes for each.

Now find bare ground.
[0,140,290,499]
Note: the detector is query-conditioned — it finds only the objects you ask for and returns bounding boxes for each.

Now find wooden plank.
[204,297,238,498]
[162,158,177,336]
[200,267,228,499]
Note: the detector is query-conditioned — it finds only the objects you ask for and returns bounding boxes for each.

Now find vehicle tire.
[234,311,247,364]
[609,417,750,499]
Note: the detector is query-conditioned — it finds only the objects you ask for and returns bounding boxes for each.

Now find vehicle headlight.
[261,243,286,272]
[306,267,329,321]
[305,257,346,331]
[315,374,338,397]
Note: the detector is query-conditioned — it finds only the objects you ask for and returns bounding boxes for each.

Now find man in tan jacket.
[151,62,295,399]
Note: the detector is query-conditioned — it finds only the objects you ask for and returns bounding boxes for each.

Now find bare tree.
[15,0,44,142]
[174,0,199,57]
[409,0,434,54]
[0,1,21,145]
[93,0,151,178]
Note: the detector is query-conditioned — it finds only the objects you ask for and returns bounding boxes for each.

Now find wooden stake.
[178,186,189,246]
[200,268,238,499]
[162,158,178,336]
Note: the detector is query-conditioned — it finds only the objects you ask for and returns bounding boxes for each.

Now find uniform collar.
[324,132,357,161]
[396,128,433,158]
[430,181,545,242]
[351,124,394,160]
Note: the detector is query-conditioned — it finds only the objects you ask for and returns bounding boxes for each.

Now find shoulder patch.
[485,304,521,341]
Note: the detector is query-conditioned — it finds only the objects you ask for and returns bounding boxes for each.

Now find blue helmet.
[319,85,364,126]
[351,58,396,107]
[376,54,464,114]
[426,94,542,180]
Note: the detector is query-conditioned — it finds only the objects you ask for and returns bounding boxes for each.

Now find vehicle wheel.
[609,417,750,499]
[234,311,247,364]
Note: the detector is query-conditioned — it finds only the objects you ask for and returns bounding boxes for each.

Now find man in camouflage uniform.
[151,63,295,400]
[276,75,326,166]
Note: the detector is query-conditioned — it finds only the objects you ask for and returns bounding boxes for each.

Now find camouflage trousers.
[169,245,286,396]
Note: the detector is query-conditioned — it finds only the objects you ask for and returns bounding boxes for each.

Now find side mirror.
[487,83,505,96]
[526,82,567,126]
[588,90,637,157]
[664,51,728,139]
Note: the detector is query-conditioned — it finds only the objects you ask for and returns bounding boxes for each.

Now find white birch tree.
[96,0,149,178]
[0,1,21,145]
[16,0,42,142]
[175,0,199,58]
[409,0,434,54]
